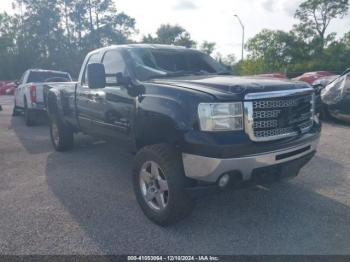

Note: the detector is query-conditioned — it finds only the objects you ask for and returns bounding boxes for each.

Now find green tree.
[200,41,216,55]
[142,24,196,48]
[215,52,236,72]
[87,0,136,48]
[341,31,350,47]
[0,13,21,80]
[320,31,350,72]
[245,29,297,72]
[16,0,65,68]
[294,0,349,50]
[0,0,137,79]
[68,0,89,47]
[235,58,267,75]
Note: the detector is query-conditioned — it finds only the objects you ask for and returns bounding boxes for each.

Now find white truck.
[13,69,72,126]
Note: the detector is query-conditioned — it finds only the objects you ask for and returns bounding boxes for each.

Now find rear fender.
[47,90,61,116]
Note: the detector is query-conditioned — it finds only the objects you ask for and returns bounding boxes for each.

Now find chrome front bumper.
[182,137,319,183]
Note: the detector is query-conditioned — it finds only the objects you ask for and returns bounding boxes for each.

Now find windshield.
[27,71,71,83]
[127,48,230,80]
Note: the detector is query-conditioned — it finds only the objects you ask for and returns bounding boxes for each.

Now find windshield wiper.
[147,71,202,79]
[147,70,232,80]
[217,71,232,75]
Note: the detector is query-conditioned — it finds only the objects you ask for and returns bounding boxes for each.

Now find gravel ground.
[0,95,350,255]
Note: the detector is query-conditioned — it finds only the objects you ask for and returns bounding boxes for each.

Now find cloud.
[282,0,303,17]
[173,0,198,10]
[262,0,304,16]
[262,0,276,12]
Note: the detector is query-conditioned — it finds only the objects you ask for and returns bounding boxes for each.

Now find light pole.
[234,14,245,61]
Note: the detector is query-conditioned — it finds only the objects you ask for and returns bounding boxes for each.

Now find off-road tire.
[49,113,74,151]
[133,144,194,226]
[24,98,35,126]
[12,100,21,116]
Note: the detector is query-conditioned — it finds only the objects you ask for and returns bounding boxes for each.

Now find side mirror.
[14,80,20,87]
[87,63,106,89]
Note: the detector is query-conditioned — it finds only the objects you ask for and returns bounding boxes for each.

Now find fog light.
[218,174,230,188]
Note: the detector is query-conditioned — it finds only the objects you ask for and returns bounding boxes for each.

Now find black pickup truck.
[46,44,321,225]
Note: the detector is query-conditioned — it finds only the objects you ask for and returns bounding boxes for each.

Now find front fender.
[134,83,211,150]
[135,94,191,149]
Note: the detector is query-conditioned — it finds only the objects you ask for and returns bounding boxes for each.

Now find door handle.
[86,92,105,102]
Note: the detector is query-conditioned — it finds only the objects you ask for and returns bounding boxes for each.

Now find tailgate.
[34,84,45,103]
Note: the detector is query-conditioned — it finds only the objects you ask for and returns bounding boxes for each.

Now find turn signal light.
[30,85,36,103]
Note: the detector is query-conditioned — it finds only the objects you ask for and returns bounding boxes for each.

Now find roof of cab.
[88,44,194,56]
[29,69,70,74]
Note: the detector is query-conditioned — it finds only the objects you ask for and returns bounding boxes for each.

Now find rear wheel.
[49,114,74,151]
[24,98,35,126]
[133,144,194,226]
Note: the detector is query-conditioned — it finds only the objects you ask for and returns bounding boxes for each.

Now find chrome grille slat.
[244,89,315,142]
[253,99,298,109]
[253,119,278,129]
[254,127,295,138]
[253,110,281,119]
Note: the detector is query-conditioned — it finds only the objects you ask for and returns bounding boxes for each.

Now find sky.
[1,0,350,59]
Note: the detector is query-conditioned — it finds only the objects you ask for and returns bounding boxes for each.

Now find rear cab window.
[27,71,71,83]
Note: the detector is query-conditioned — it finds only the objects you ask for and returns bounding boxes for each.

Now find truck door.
[89,49,136,149]
[76,52,102,132]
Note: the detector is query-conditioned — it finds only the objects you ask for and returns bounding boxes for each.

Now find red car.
[0,81,16,95]
[292,71,335,84]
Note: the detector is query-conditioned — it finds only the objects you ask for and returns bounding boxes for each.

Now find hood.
[149,75,311,100]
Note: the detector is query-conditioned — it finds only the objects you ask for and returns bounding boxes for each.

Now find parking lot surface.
[0,95,350,255]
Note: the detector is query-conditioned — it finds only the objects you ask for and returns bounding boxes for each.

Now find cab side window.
[82,53,101,85]
[102,50,126,85]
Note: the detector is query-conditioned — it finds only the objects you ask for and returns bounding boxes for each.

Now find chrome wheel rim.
[51,120,59,146]
[139,161,169,211]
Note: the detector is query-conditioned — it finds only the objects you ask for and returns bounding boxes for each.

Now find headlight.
[198,102,243,131]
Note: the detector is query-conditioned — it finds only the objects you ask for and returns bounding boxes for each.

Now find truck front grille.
[244,89,315,142]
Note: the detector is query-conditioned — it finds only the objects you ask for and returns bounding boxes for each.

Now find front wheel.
[133,144,194,226]
[49,114,74,151]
